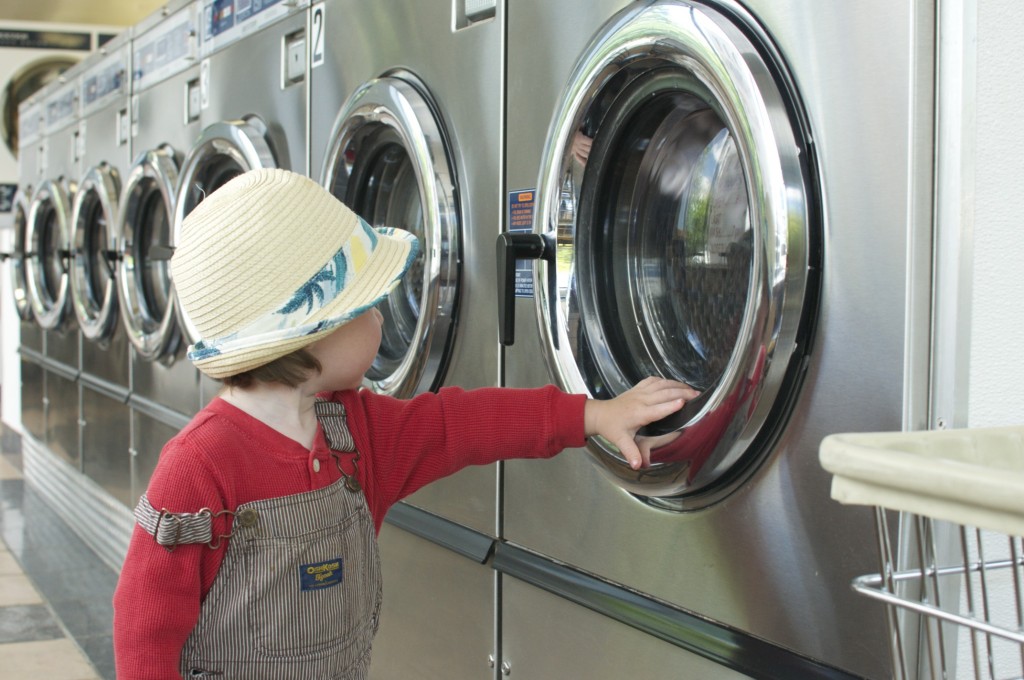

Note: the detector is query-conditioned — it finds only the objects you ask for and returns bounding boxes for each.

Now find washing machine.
[171,0,310,405]
[25,73,83,467]
[119,0,203,508]
[10,95,45,442]
[310,1,504,676]
[1,22,119,445]
[499,1,934,678]
[6,185,35,323]
[70,31,133,508]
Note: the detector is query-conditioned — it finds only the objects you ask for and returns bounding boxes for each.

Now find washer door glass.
[25,180,73,330]
[533,1,819,508]
[8,189,34,321]
[71,164,121,342]
[322,73,458,398]
[117,146,181,362]
[172,118,276,345]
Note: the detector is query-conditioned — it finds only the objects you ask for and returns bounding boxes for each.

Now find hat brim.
[190,226,419,379]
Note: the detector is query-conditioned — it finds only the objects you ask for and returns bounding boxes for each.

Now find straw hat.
[171,168,419,379]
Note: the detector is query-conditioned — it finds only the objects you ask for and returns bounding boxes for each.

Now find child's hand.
[584,377,700,470]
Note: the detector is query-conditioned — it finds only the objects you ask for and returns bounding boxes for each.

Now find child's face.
[306,307,383,391]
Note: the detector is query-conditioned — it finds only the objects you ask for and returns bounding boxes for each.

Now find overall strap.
[133,496,258,551]
[314,398,363,492]
[314,399,356,451]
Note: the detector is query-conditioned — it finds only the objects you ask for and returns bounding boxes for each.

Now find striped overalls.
[136,402,382,679]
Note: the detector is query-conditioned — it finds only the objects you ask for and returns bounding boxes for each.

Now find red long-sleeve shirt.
[113,385,586,679]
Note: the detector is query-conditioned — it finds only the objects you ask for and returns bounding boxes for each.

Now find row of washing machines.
[7,0,936,678]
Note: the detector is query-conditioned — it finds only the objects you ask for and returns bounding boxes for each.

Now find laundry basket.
[820,426,1024,680]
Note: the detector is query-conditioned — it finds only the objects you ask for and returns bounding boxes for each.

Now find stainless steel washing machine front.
[3,22,119,466]
[312,0,502,534]
[121,0,204,508]
[500,1,934,678]
[193,0,309,177]
[170,0,309,405]
[28,76,80,361]
[310,1,504,676]
[72,31,131,376]
[13,96,44,348]
[13,95,45,441]
[27,74,81,467]
[71,30,133,508]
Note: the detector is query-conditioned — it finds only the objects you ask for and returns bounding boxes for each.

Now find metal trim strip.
[40,357,79,382]
[383,503,494,564]
[78,373,130,403]
[492,542,863,680]
[17,346,45,366]
[127,394,191,430]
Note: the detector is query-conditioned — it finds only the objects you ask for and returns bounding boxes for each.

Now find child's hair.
[220,348,322,389]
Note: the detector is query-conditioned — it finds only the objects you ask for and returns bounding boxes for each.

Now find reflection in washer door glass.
[138,184,171,321]
[576,92,751,399]
[82,194,111,307]
[39,201,62,303]
[349,140,424,381]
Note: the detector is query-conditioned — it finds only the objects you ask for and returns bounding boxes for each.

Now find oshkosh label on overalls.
[300,557,344,591]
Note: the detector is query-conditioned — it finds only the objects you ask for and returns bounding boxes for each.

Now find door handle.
[496,231,558,348]
[100,249,122,277]
[148,244,175,261]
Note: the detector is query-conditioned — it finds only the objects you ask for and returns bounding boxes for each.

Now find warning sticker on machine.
[508,190,535,298]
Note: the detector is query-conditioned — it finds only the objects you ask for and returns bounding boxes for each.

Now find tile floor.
[0,444,115,680]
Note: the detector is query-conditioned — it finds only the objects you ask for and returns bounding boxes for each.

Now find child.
[112,168,697,679]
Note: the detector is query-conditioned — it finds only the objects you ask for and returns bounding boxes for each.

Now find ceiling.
[0,0,165,28]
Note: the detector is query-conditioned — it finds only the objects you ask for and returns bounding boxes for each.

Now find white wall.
[941,4,1024,677]
[1,247,20,432]
[967,0,1024,428]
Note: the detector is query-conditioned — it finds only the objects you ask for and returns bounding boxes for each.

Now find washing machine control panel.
[44,81,79,134]
[201,0,297,54]
[133,7,199,92]
[18,102,43,149]
[81,51,129,116]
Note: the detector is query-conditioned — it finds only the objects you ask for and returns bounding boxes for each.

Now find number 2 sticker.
[311,3,325,68]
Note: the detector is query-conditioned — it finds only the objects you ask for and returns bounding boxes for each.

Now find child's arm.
[113,528,206,678]
[113,438,228,679]
[344,378,698,522]
[583,376,699,470]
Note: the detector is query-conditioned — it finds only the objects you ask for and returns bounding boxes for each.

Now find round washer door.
[1,56,78,157]
[321,72,458,398]
[527,0,820,509]
[71,163,121,344]
[25,179,74,330]
[8,188,34,321]
[117,145,181,362]
[171,118,276,345]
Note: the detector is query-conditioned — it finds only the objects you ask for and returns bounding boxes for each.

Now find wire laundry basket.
[820,426,1024,680]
